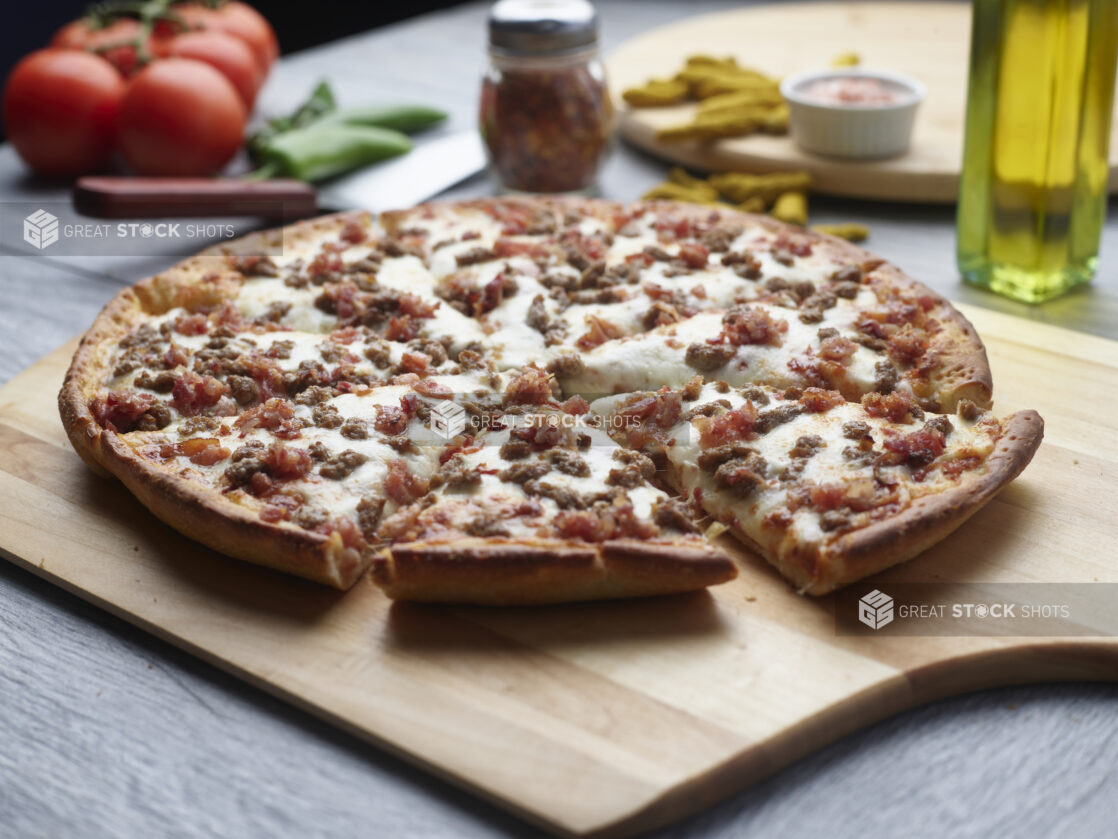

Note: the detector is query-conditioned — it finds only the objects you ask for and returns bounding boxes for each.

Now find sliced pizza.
[372,405,736,604]
[592,382,1042,594]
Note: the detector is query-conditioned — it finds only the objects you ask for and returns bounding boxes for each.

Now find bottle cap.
[488,0,598,55]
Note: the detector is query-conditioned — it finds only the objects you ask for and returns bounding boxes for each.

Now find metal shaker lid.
[488,0,598,55]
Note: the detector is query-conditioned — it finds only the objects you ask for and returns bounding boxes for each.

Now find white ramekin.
[779,69,926,160]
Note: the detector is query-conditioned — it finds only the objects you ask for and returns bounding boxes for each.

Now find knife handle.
[73,177,319,219]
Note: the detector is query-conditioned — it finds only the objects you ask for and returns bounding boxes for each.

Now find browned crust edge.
[775,410,1044,595]
[58,211,374,590]
[371,538,738,605]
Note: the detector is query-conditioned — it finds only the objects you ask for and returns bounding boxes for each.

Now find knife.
[73,130,488,220]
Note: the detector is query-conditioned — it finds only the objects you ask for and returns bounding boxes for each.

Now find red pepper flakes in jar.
[481,0,613,195]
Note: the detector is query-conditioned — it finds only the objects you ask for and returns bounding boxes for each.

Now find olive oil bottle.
[957,0,1118,303]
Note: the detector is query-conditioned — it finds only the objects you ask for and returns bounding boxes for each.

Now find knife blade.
[73,130,488,219]
[317,130,486,213]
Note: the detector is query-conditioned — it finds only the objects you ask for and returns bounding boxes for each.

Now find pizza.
[58,198,1042,603]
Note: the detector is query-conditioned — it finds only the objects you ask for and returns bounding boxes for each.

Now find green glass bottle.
[956,0,1118,303]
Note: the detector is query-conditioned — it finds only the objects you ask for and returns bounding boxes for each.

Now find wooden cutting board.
[606,1,1118,203]
[1,305,1117,837]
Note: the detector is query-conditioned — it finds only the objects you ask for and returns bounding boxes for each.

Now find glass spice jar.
[480,0,613,195]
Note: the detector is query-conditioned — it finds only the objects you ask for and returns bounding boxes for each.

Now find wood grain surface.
[606,1,1118,202]
[1,304,1115,837]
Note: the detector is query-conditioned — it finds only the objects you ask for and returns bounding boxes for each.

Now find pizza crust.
[371,538,738,605]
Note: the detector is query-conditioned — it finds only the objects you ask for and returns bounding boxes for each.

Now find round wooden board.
[606,1,1118,203]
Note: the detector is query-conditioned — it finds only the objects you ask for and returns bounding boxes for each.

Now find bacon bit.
[625,251,654,267]
[504,367,554,406]
[494,238,549,259]
[340,220,367,245]
[941,454,981,478]
[507,421,566,452]
[388,372,421,389]
[691,284,707,300]
[259,489,304,521]
[173,313,209,336]
[384,459,428,505]
[618,389,683,433]
[259,504,285,522]
[321,514,365,549]
[858,316,890,340]
[384,315,421,342]
[862,391,918,424]
[317,281,361,322]
[773,232,813,258]
[90,391,156,433]
[171,371,229,416]
[654,216,695,241]
[212,301,249,331]
[163,344,190,369]
[481,274,514,315]
[439,435,478,464]
[800,387,845,412]
[560,394,590,415]
[695,403,757,447]
[399,392,420,417]
[882,427,946,470]
[889,323,929,362]
[808,483,846,511]
[575,315,624,350]
[234,397,302,439]
[264,443,312,480]
[398,351,430,376]
[374,404,408,435]
[677,242,710,269]
[643,282,673,301]
[819,335,857,362]
[397,293,438,319]
[414,378,454,399]
[179,437,230,466]
[559,229,609,262]
[611,211,634,230]
[329,326,364,345]
[722,306,787,347]
[242,354,287,401]
[555,503,658,542]
[309,252,344,280]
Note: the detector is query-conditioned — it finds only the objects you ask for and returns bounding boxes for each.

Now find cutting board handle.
[73,176,319,220]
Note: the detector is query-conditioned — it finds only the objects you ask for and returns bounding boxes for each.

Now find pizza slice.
[592,382,1042,594]
[371,405,737,605]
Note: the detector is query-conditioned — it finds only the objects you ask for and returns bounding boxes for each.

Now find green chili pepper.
[253,123,413,183]
[316,105,447,135]
[247,81,338,162]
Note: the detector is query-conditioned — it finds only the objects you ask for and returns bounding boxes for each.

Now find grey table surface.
[1,2,1116,838]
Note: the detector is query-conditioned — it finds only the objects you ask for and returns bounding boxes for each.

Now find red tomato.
[167,29,262,108]
[216,2,279,69]
[50,18,174,76]
[117,58,246,176]
[173,1,277,73]
[3,49,124,176]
